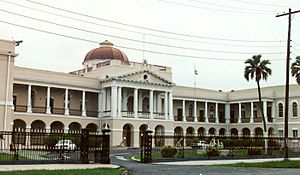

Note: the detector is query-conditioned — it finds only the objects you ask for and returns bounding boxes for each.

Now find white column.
[164,92,168,119]
[193,101,197,122]
[272,101,276,123]
[122,90,127,111]
[225,103,230,124]
[81,91,86,117]
[153,92,157,113]
[263,101,268,123]
[205,101,208,123]
[27,85,32,113]
[111,86,118,117]
[46,86,51,114]
[102,88,106,112]
[98,92,102,118]
[134,88,138,118]
[64,89,69,115]
[168,91,173,120]
[215,103,219,123]
[149,90,154,119]
[250,101,254,123]
[238,103,242,123]
[138,91,142,112]
[118,87,122,118]
[182,100,186,122]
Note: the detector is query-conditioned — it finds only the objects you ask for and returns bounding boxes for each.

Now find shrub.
[248,147,262,156]
[161,145,178,158]
[206,146,219,157]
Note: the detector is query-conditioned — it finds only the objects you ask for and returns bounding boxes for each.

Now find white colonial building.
[0,39,299,147]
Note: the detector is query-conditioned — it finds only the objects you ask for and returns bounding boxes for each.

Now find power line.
[24,0,283,43]
[185,0,277,13]
[158,0,273,15]
[0,8,284,55]
[0,19,285,62]
[231,0,292,8]
[0,0,284,48]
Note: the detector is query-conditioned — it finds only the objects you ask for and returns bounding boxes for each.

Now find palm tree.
[291,56,300,85]
[244,55,272,133]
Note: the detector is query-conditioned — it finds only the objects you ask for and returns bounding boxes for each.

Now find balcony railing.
[32,106,46,114]
[52,107,64,115]
[197,117,205,122]
[102,110,111,118]
[14,105,27,112]
[69,109,81,116]
[138,111,150,119]
[86,110,98,117]
[153,112,165,119]
[122,110,134,118]
[174,116,183,121]
[230,118,238,123]
[209,117,216,123]
[186,116,195,122]
[242,118,250,123]
[254,117,263,122]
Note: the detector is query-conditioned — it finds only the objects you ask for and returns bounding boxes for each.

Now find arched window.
[292,102,298,117]
[278,103,283,118]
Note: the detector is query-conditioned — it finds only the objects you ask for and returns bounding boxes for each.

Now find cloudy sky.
[0,0,300,91]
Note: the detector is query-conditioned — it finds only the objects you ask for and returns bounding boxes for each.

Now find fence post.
[80,129,89,164]
[143,129,153,163]
[100,127,111,164]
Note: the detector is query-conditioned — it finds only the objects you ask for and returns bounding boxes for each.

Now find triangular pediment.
[114,69,175,86]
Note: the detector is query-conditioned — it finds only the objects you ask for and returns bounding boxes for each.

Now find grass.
[0,168,123,175]
[216,160,300,168]
[0,153,28,160]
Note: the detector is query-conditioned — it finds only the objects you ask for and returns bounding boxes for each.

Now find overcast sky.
[0,0,300,91]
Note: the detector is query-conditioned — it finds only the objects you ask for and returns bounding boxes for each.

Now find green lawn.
[216,160,300,168]
[0,168,123,175]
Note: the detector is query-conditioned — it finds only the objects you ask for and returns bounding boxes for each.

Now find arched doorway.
[242,128,251,137]
[254,127,263,137]
[30,120,46,145]
[208,127,216,136]
[139,124,148,147]
[268,127,275,137]
[50,121,64,132]
[219,128,226,136]
[154,125,165,147]
[230,128,238,137]
[197,127,205,136]
[13,119,26,131]
[68,122,81,133]
[123,124,134,147]
[174,126,183,146]
[12,119,26,145]
[86,123,98,132]
[186,127,195,146]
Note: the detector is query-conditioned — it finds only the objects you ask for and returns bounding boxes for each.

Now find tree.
[244,55,272,133]
[291,56,300,85]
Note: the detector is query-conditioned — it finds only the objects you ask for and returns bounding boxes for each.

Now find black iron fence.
[149,134,300,162]
[0,128,110,164]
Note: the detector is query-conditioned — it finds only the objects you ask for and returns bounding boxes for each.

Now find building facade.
[1,39,300,147]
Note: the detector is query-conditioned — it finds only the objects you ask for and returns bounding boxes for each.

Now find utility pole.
[276,8,300,161]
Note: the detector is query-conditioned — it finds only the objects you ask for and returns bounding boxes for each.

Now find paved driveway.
[110,148,300,175]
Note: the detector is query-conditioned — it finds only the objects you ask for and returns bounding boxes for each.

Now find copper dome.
[84,40,128,62]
